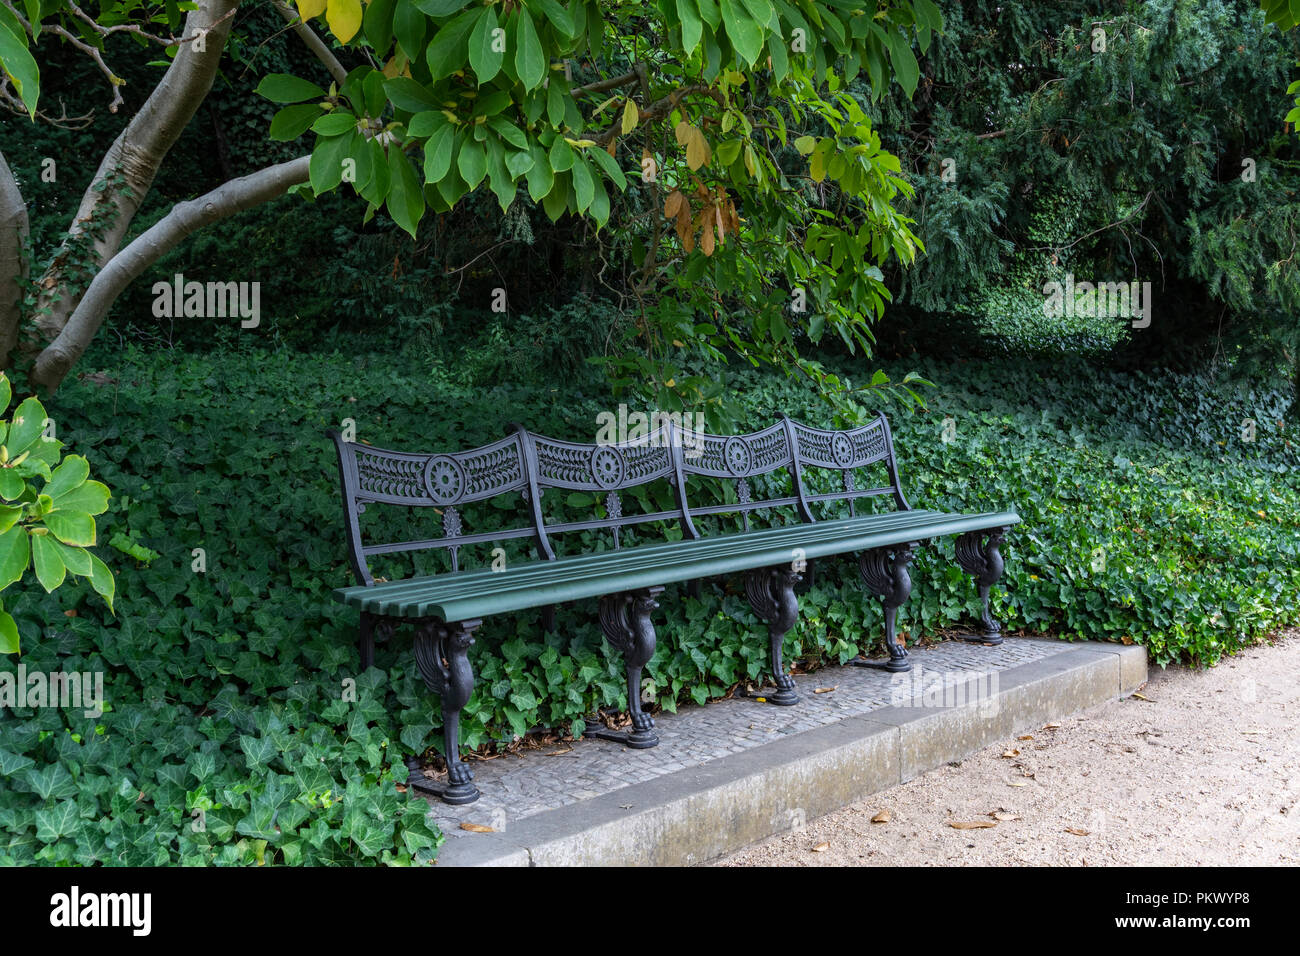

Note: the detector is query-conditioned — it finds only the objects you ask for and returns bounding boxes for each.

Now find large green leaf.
[0,524,27,591]
[386,147,426,238]
[269,104,324,141]
[0,609,17,654]
[30,531,64,592]
[6,396,46,455]
[52,480,110,516]
[42,510,95,547]
[255,73,327,104]
[87,552,114,613]
[515,7,547,91]
[885,28,919,98]
[43,454,88,499]
[719,0,764,66]
[468,6,503,83]
[426,7,482,81]
[422,121,457,183]
[0,20,39,119]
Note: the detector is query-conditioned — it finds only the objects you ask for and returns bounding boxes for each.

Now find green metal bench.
[328,414,1018,804]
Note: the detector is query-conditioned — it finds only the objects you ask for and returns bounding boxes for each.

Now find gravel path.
[716,630,1300,866]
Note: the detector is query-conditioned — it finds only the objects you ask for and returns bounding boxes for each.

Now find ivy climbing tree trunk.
[0,149,28,368]
[27,0,242,388]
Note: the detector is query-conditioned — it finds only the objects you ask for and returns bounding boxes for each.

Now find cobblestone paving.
[421,637,1068,831]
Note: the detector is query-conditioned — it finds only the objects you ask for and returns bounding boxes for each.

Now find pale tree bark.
[32,157,310,391]
[31,0,243,347]
[0,149,29,366]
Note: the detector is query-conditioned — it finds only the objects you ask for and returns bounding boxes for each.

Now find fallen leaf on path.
[950,821,997,830]
[1007,780,1030,788]
[545,748,573,756]
[1017,734,1033,741]
[1043,722,1061,729]
[1065,827,1089,836]
[1001,749,1020,758]
[811,842,830,852]
[871,810,891,824]
[459,823,495,833]
[991,811,1021,821]
[814,686,836,694]
[1133,693,1153,702]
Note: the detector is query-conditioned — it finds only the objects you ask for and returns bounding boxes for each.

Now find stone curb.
[434,640,1147,866]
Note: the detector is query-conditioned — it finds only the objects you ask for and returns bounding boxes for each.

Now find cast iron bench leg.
[742,566,801,706]
[585,587,663,749]
[851,542,917,672]
[413,618,482,805]
[358,611,395,669]
[954,527,1010,645]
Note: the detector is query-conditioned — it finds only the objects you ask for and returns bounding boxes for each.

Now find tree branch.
[31,156,311,392]
[273,1,348,87]
[0,148,29,368]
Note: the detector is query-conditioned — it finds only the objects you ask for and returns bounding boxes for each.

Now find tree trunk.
[31,157,310,392]
[0,149,29,369]
[30,0,243,349]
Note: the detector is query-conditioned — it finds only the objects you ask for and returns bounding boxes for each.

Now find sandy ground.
[716,630,1300,866]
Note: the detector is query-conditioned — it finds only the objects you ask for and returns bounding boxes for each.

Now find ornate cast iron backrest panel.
[786,413,910,517]
[524,423,690,553]
[678,421,802,532]
[328,430,542,585]
[328,413,911,586]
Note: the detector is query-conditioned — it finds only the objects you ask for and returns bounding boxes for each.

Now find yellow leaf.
[949,821,997,830]
[622,99,639,135]
[810,842,830,852]
[675,121,693,145]
[459,822,495,833]
[297,0,327,19]
[325,0,362,42]
[809,147,826,183]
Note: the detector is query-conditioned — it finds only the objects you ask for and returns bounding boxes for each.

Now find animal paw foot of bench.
[442,766,480,805]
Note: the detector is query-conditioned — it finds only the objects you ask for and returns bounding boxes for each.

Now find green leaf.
[269,104,323,141]
[515,7,546,92]
[549,137,574,171]
[719,0,764,67]
[423,121,457,183]
[87,552,114,613]
[0,610,17,654]
[30,532,65,592]
[678,0,703,53]
[0,469,23,501]
[426,7,482,81]
[312,112,359,136]
[0,22,39,118]
[413,0,471,13]
[0,524,28,591]
[51,480,110,517]
[535,0,575,36]
[309,130,358,194]
[35,801,79,842]
[407,110,445,138]
[386,147,426,238]
[6,396,46,455]
[468,6,503,84]
[384,77,439,113]
[43,455,89,500]
[571,156,595,212]
[54,539,92,577]
[364,0,398,52]
[457,138,487,188]
[0,504,19,533]
[255,73,327,104]
[42,511,95,547]
[0,373,9,414]
[525,143,554,200]
[885,29,919,98]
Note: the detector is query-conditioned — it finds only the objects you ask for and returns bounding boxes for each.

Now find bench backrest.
[328,413,910,585]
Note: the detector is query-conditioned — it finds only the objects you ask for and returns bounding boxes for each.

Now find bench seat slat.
[334,509,1019,621]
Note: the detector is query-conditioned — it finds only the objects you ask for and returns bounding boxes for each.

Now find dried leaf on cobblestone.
[1064,827,1090,836]
[871,809,891,823]
[950,821,997,830]
[459,822,495,833]
[811,842,830,852]
[1017,734,1033,741]
[545,748,573,756]
[1043,722,1061,729]
[814,686,837,694]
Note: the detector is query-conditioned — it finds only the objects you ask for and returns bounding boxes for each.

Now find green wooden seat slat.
[335,509,1020,621]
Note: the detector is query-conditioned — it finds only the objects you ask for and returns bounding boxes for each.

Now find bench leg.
[587,587,662,749]
[413,618,482,805]
[853,543,917,672]
[357,612,394,669]
[743,567,802,706]
[955,528,1009,645]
